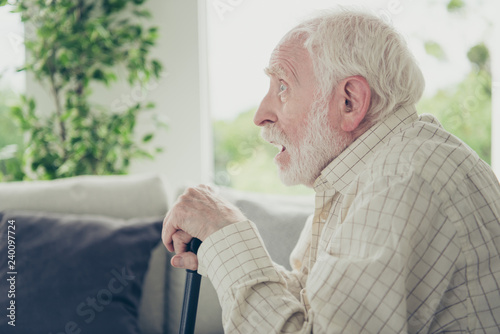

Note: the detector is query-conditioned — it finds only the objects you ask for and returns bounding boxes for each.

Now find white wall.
[26,0,213,193]
[130,0,212,191]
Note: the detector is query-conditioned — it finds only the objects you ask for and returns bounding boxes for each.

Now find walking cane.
[179,238,202,334]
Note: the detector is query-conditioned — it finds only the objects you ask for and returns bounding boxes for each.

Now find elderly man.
[163,9,500,333]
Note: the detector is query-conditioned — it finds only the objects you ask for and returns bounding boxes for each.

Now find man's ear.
[332,76,371,133]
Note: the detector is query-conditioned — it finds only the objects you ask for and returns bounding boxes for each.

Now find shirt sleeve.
[197,220,313,333]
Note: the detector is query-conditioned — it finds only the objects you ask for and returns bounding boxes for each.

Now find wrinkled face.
[254,39,351,187]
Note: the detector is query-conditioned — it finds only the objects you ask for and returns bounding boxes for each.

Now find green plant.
[6,0,164,180]
[418,42,492,164]
[419,1,492,165]
[0,90,25,182]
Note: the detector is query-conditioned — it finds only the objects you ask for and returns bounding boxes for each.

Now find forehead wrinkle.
[268,43,306,85]
[280,58,300,84]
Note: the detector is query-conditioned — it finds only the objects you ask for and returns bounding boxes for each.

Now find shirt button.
[320,212,328,221]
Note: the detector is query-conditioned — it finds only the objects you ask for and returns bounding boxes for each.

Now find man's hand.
[162,184,246,270]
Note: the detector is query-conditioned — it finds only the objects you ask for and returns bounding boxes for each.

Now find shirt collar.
[313,105,418,193]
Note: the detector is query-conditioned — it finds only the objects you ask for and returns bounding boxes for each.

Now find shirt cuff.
[197,220,276,297]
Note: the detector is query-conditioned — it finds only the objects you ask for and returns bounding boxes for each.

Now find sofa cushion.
[0,174,169,219]
[0,174,169,334]
[0,210,162,334]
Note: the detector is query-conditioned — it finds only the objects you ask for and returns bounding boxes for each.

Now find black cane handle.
[186,238,202,272]
[179,238,202,334]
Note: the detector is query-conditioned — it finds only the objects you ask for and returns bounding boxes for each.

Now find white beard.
[261,101,352,187]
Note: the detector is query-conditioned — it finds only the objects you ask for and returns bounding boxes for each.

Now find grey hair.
[282,8,425,125]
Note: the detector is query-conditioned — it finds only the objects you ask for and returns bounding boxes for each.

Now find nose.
[253,91,278,127]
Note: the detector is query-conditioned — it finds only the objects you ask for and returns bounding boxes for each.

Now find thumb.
[171,252,199,271]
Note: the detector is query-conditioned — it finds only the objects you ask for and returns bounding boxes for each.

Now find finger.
[171,252,199,271]
[198,184,212,191]
[162,212,178,252]
[205,182,220,195]
[171,230,192,254]
[184,186,199,197]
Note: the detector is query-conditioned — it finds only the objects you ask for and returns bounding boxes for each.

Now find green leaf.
[92,68,105,80]
[28,98,36,112]
[38,25,54,38]
[105,72,117,82]
[142,133,154,142]
[467,43,490,69]
[447,0,465,12]
[424,41,446,61]
[61,108,74,121]
[57,50,70,66]
[152,59,162,78]
[133,9,152,18]
[10,105,24,120]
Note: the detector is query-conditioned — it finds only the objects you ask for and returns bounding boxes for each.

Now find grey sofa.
[0,174,313,333]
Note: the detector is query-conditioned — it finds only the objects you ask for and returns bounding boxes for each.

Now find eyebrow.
[264,65,288,80]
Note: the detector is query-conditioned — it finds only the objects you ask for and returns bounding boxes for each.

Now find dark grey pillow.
[0,210,162,334]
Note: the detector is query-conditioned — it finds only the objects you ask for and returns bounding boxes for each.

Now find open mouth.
[270,142,286,154]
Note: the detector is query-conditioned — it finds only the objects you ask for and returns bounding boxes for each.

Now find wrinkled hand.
[162,184,246,271]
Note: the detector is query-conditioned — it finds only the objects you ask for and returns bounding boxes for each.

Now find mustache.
[260,124,289,146]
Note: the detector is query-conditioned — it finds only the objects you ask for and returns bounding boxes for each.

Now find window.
[207,0,498,194]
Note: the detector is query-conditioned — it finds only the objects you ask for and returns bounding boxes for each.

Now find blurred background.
[0,0,498,195]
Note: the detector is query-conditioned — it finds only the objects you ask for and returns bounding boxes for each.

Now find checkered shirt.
[198,105,500,333]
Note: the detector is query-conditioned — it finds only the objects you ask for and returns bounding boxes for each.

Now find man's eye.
[279,83,287,93]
